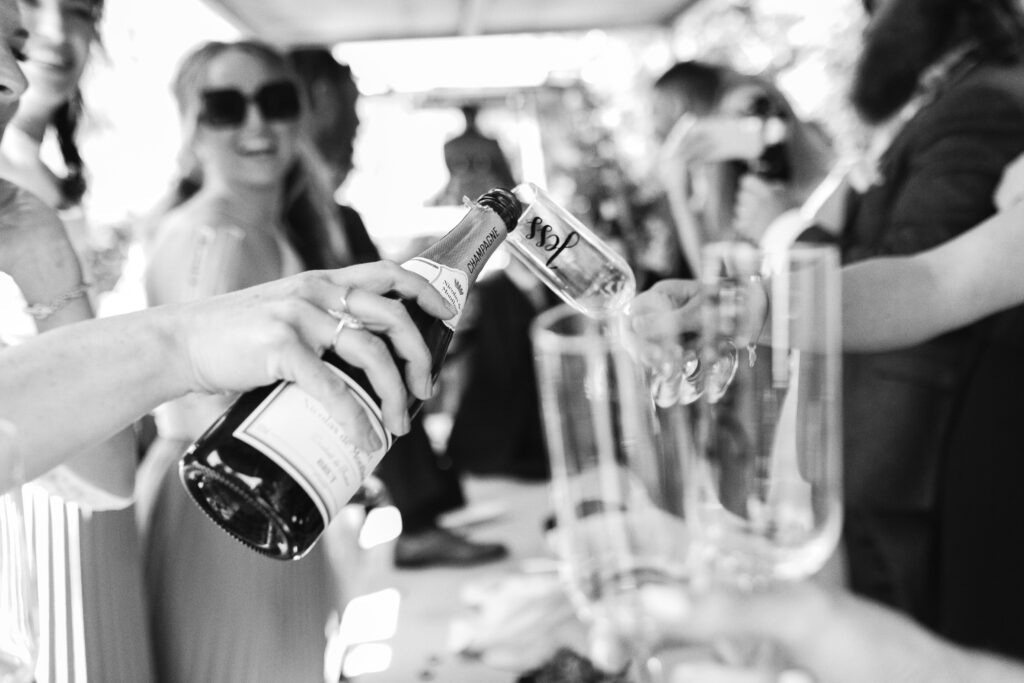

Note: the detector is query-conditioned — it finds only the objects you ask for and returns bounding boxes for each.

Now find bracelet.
[24,281,93,321]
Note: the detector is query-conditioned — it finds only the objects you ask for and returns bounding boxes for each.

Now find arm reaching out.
[0,263,453,492]
[631,582,1024,683]
[843,200,1024,351]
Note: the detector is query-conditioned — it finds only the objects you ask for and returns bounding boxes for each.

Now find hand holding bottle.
[170,262,454,441]
[179,190,522,559]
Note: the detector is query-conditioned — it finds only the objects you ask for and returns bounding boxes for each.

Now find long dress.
[136,232,336,683]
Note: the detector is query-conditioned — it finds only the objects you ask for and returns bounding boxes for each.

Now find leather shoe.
[394,526,508,569]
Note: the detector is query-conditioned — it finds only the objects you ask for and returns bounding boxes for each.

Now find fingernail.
[423,376,435,398]
[444,300,458,317]
[362,426,383,452]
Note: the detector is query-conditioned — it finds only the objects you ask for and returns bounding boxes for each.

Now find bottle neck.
[417,203,510,287]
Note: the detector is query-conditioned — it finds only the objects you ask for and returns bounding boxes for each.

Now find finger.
[683,136,713,163]
[739,174,771,197]
[331,326,411,436]
[271,336,386,454]
[628,284,702,340]
[663,113,698,156]
[345,289,434,400]
[630,306,700,341]
[637,280,702,311]
[320,262,455,321]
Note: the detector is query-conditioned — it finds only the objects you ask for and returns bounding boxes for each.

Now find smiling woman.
[135,39,353,683]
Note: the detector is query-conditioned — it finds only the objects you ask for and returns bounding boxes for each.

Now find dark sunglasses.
[198,81,301,128]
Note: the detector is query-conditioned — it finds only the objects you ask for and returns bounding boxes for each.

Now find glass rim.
[530,303,620,355]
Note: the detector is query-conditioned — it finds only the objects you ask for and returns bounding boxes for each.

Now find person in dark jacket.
[806,0,1024,657]
[287,47,507,568]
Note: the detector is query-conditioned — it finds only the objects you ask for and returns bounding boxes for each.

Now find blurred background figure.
[652,59,834,275]
[420,97,558,483]
[430,103,517,206]
[287,46,509,570]
[136,40,352,683]
[806,0,1024,658]
[0,0,155,680]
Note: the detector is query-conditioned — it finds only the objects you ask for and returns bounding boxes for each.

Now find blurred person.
[443,256,559,482]
[650,60,728,277]
[425,102,556,481]
[642,0,1024,655]
[136,40,375,683]
[423,95,557,484]
[630,156,1024,667]
[806,0,1024,654]
[287,46,508,568]
[0,0,156,679]
[652,60,834,276]
[430,102,516,206]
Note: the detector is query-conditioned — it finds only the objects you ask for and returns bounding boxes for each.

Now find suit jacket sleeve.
[844,71,1024,262]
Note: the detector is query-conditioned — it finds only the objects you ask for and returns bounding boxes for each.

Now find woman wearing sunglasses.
[135,40,360,683]
[0,0,158,680]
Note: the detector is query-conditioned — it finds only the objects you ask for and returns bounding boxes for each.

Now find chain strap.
[24,281,93,320]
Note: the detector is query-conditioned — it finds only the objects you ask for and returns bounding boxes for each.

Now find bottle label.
[232,365,393,525]
[400,257,469,330]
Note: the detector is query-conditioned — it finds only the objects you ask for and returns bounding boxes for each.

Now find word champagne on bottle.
[178,189,522,560]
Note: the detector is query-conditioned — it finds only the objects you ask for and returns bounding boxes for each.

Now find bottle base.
[179,459,317,561]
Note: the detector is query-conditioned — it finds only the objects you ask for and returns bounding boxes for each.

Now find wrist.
[142,303,196,401]
[948,644,1024,682]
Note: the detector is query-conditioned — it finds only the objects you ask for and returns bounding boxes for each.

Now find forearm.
[948,647,1024,682]
[841,256,945,351]
[0,307,188,486]
[842,202,1024,352]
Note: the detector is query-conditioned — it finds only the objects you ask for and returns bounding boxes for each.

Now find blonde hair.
[152,40,350,268]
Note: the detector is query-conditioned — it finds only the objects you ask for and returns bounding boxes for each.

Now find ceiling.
[201,0,700,46]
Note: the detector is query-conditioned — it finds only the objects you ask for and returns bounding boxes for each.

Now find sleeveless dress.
[136,233,337,683]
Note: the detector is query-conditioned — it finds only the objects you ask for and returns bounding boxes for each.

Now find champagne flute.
[508,183,637,318]
[689,241,842,668]
[532,304,698,682]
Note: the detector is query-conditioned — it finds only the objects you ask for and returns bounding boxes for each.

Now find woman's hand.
[624,281,705,407]
[628,279,703,341]
[168,261,454,443]
[662,115,764,167]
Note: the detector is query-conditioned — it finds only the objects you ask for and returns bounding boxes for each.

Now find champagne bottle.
[178,189,522,560]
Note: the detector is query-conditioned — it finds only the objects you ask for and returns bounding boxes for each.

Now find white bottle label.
[400,257,468,330]
[229,256,458,528]
[232,365,393,526]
